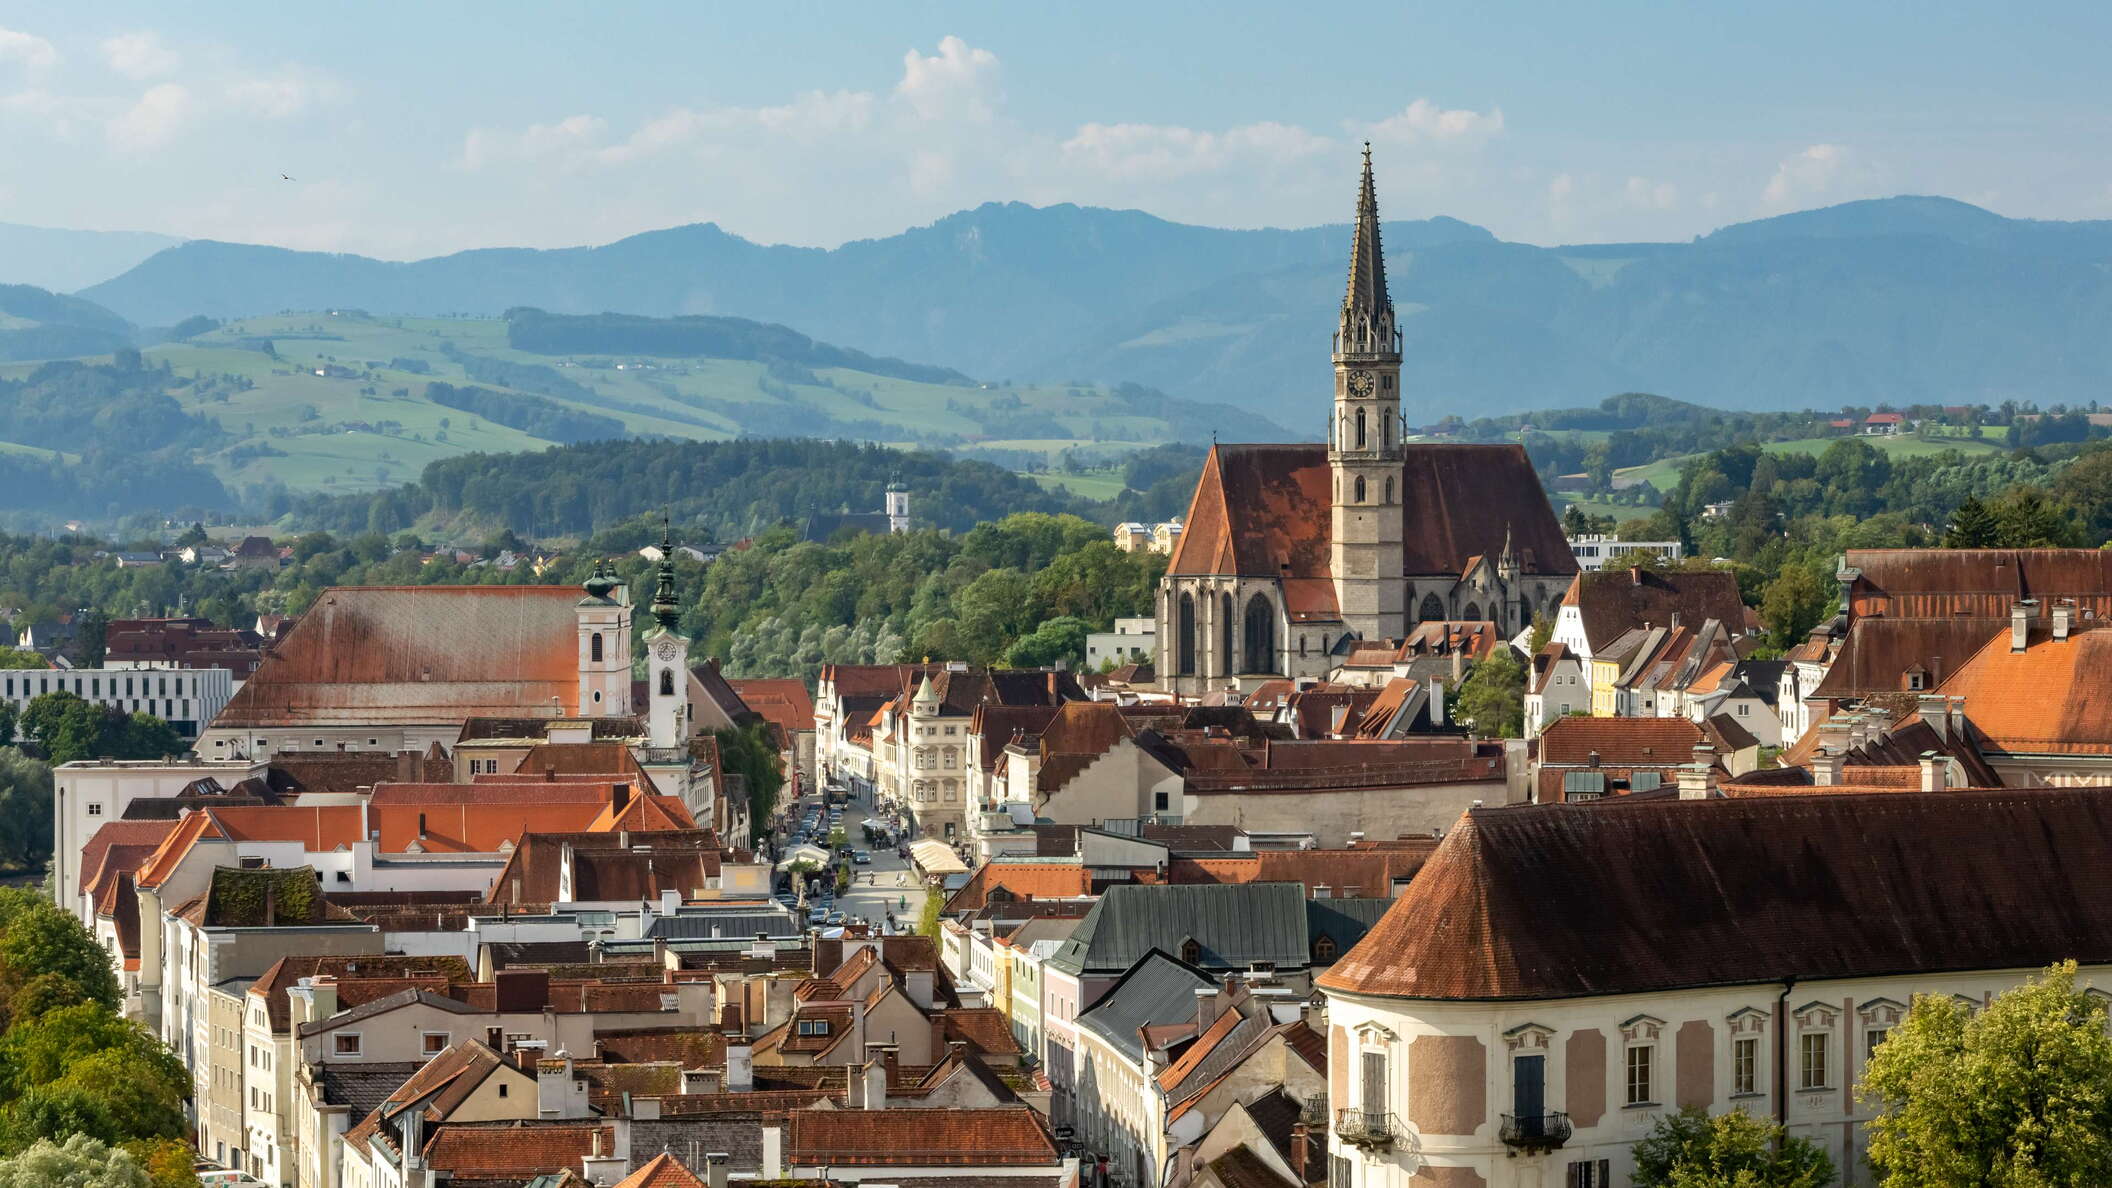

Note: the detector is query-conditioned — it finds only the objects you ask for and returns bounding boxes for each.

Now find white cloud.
[107,83,194,151]
[1059,120,1330,181]
[1356,99,1505,146]
[1763,142,1848,206]
[462,113,607,169]
[1624,175,1678,210]
[101,31,178,80]
[224,67,337,119]
[0,26,56,71]
[894,35,999,122]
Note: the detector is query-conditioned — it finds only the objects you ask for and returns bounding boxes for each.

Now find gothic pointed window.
[590,633,603,662]
[1464,602,1482,622]
[1354,476,1367,503]
[1418,593,1446,623]
[1177,592,1197,676]
[1220,593,1235,674]
[1355,408,1367,450]
[1242,594,1276,675]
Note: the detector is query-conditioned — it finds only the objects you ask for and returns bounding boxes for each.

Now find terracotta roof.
[1168,846,1433,898]
[727,678,815,736]
[248,953,473,1031]
[1842,548,2112,621]
[1569,567,1747,654]
[79,820,176,896]
[133,809,225,888]
[1169,444,1572,620]
[1207,1145,1301,1188]
[1319,788,2112,1001]
[780,1106,1058,1167]
[215,586,587,727]
[1811,617,2002,700]
[487,830,725,905]
[511,743,650,781]
[943,862,1092,913]
[422,1121,615,1179]
[592,1028,726,1068]
[939,1007,1022,1057]
[613,1153,705,1188]
[1936,624,2112,755]
[1537,715,1704,766]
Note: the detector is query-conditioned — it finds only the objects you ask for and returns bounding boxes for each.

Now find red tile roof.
[1536,715,1704,766]
[1936,624,2112,755]
[780,1106,1058,1167]
[1568,567,1748,654]
[614,1153,705,1188]
[216,586,586,727]
[422,1121,615,1178]
[942,862,1092,913]
[1842,548,2112,622]
[1319,788,2112,1001]
[728,678,815,737]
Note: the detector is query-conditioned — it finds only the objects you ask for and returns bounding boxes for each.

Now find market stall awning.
[908,838,968,877]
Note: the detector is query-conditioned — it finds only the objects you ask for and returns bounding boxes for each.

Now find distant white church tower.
[643,519,690,748]
[576,562,632,716]
[885,474,910,534]
[1329,143,1407,642]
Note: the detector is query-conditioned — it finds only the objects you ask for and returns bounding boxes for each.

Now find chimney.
[1812,747,1842,787]
[1918,694,1948,741]
[2054,600,2073,642]
[1428,676,1445,726]
[1919,751,1947,792]
[2012,600,2034,653]
[1290,1123,1310,1179]
[1586,749,1600,769]
[725,1041,753,1092]
[1194,986,1220,1030]
[704,1153,730,1188]
[854,1053,887,1109]
[1678,743,1714,799]
[760,1115,785,1180]
[397,750,414,783]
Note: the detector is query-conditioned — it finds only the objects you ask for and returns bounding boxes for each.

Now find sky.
[2,1,2110,260]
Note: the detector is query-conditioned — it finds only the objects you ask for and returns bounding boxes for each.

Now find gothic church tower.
[1330,145,1406,642]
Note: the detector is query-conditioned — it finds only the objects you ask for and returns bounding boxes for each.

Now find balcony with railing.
[1499,1111,1573,1154]
[1333,1107,1399,1151]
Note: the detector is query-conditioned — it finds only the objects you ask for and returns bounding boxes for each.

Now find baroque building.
[1156,148,1577,695]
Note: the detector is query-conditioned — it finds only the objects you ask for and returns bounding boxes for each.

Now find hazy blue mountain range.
[71,195,2112,418]
[0,283,137,361]
[0,222,182,294]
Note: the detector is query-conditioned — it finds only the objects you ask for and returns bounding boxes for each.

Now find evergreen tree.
[1942,495,1998,548]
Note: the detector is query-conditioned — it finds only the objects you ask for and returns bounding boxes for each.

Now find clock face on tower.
[1347,370,1375,397]
[654,639,679,662]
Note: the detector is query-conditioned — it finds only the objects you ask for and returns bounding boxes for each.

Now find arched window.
[1220,593,1235,675]
[659,668,674,696]
[1384,416,1393,448]
[1464,602,1483,622]
[1353,476,1366,503]
[1242,594,1276,674]
[1355,408,1368,449]
[1177,592,1197,676]
[1418,593,1446,623]
[590,633,603,662]
[1384,477,1394,504]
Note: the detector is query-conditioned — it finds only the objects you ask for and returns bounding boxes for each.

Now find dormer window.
[1313,936,1337,963]
[1179,938,1202,964]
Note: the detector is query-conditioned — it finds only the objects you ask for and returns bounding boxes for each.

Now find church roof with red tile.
[216,585,590,727]
[1167,442,1573,622]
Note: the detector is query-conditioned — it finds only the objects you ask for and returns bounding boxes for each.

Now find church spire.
[649,513,679,630]
[1337,142,1399,360]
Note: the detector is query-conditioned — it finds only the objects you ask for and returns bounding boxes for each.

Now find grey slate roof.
[1305,898,1389,957]
[1077,950,1216,1061]
[645,908,802,940]
[320,1061,423,1117]
[1050,882,1313,977]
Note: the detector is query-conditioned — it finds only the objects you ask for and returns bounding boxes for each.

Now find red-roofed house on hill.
[1155,150,1576,696]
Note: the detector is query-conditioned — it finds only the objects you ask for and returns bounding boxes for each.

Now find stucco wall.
[1407,1035,1486,1136]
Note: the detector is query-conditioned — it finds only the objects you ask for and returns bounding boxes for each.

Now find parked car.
[826,911,846,926]
[853,850,872,865]
[808,906,828,924]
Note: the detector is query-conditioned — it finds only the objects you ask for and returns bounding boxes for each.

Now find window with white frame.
[1799,1031,1830,1090]
[1733,1036,1759,1095]
[423,1032,450,1055]
[1620,1014,1663,1106]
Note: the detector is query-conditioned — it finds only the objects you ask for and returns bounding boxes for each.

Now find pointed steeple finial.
[1337,143,1398,360]
[650,510,679,630]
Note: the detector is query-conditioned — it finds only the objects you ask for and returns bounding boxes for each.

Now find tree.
[1988,486,2077,548]
[1453,647,1525,738]
[1861,961,2112,1186]
[714,722,785,845]
[1943,495,1999,548]
[0,651,43,671]
[1760,563,1835,649]
[1003,616,1092,669]
[2053,449,2112,543]
[17,696,181,765]
[0,752,52,872]
[1527,616,1553,656]
[0,894,120,1021]
[0,1134,149,1188]
[1632,1106,1834,1188]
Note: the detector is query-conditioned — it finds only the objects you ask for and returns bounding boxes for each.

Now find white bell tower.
[644,520,690,748]
[576,561,632,717]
